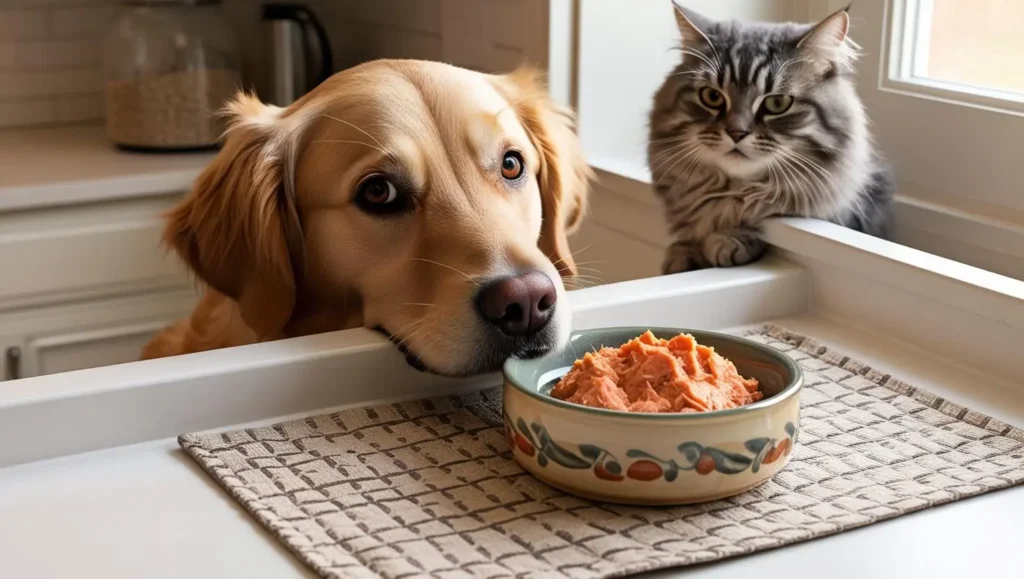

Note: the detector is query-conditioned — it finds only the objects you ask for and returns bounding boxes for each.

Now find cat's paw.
[662,242,707,274]
[702,231,767,267]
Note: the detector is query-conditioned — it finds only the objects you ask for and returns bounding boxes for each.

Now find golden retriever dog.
[141,59,591,376]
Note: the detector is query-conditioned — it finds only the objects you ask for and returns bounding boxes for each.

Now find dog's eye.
[355,176,409,215]
[501,152,525,181]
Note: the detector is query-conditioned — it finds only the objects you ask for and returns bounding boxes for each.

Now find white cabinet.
[0,193,199,381]
[1,289,198,380]
[25,321,172,377]
[0,336,22,381]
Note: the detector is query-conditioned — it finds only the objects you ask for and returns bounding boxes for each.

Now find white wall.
[576,0,809,180]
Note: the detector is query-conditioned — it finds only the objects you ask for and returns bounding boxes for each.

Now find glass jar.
[103,0,242,151]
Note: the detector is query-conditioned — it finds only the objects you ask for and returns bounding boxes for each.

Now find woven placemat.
[180,326,1024,578]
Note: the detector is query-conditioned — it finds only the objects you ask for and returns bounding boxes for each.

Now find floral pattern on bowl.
[503,412,798,483]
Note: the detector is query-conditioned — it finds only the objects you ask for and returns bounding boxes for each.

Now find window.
[887,0,1024,113]
[556,0,1024,281]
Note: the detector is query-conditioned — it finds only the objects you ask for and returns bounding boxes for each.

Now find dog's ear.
[164,93,305,340]
[495,68,592,278]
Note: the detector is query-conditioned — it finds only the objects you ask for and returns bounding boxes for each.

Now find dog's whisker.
[568,277,606,285]
[319,114,387,151]
[390,315,428,336]
[310,139,387,155]
[410,258,480,286]
[566,278,603,290]
[567,338,579,366]
[402,302,436,308]
[550,242,598,271]
[569,273,606,283]
[394,322,432,353]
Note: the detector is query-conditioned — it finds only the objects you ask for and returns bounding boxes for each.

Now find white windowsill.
[587,158,1024,300]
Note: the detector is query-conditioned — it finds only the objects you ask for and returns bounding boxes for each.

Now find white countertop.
[1,312,1021,579]
[0,125,214,212]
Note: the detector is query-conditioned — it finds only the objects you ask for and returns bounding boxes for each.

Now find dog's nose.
[477,271,557,336]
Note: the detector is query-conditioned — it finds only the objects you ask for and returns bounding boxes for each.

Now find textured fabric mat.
[180,326,1024,578]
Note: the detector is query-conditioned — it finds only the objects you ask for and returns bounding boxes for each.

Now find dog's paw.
[702,230,766,268]
[662,242,707,275]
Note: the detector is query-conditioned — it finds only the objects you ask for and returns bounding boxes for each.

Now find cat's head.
[651,3,864,180]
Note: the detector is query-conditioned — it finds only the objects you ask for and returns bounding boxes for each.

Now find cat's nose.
[727,130,751,143]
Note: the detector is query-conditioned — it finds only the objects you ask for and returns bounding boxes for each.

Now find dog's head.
[165,60,591,376]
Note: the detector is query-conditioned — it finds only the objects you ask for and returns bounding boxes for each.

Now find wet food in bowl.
[550,331,762,413]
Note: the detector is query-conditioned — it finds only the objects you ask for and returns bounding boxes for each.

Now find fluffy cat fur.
[648,4,894,274]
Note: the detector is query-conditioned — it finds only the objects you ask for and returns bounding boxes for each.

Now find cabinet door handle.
[4,347,21,381]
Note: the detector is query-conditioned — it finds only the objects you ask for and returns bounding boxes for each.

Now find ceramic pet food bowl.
[502,327,803,505]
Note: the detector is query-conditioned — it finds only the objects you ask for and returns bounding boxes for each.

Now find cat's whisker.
[780,150,831,194]
[783,157,819,215]
[652,144,702,184]
[773,57,801,79]
[788,150,833,180]
[649,140,699,170]
[774,157,803,206]
[649,134,695,145]
[679,49,717,72]
[662,147,706,192]
[669,65,715,79]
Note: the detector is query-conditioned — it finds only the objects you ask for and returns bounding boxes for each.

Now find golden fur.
[141,60,591,376]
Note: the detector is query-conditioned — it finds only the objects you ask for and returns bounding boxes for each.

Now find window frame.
[883,0,1024,116]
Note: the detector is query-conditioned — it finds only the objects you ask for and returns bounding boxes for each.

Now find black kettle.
[262,3,333,106]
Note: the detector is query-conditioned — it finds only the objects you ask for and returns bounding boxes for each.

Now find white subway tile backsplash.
[0,10,50,41]
[0,70,102,98]
[53,93,103,123]
[0,0,116,128]
[1,0,539,130]
[50,5,119,38]
[492,0,528,49]
[0,44,16,69]
[493,46,528,74]
[0,99,54,128]
[343,0,444,34]
[345,23,444,65]
[16,40,102,69]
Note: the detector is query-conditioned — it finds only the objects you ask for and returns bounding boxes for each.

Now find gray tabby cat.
[648,4,893,274]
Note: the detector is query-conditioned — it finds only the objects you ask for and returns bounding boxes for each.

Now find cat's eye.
[761,94,794,115]
[698,87,727,110]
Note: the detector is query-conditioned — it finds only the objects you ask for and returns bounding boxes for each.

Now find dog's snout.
[477,271,557,336]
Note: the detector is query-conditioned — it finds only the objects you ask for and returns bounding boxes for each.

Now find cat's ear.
[672,2,714,49]
[798,6,858,67]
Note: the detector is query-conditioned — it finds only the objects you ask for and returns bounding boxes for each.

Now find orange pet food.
[550,331,762,413]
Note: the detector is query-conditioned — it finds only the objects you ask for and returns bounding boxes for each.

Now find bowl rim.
[502,326,803,421]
